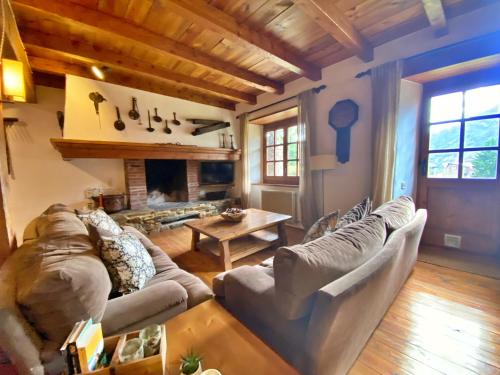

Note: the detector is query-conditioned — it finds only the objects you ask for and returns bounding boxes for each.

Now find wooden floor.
[150,226,500,375]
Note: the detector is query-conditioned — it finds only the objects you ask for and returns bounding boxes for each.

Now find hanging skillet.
[128,97,140,120]
[153,108,162,123]
[114,106,125,131]
[147,110,155,132]
[172,112,181,126]
[164,119,172,134]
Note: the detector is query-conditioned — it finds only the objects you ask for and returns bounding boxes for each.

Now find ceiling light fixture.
[91,65,105,80]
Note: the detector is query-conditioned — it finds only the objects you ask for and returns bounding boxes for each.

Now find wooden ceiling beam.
[1,0,35,102]
[28,56,236,110]
[422,0,448,36]
[20,28,256,104]
[13,0,284,94]
[162,0,321,81]
[292,0,373,62]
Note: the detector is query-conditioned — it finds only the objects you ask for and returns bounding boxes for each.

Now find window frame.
[262,117,300,185]
[423,83,500,181]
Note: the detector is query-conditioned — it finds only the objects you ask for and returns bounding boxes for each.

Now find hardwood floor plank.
[151,227,500,375]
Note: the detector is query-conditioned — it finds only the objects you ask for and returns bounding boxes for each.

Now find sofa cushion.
[95,229,156,294]
[15,241,111,345]
[335,197,372,229]
[78,209,122,235]
[302,210,340,243]
[274,215,386,319]
[373,196,415,231]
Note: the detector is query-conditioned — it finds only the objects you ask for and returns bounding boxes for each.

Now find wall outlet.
[444,234,462,249]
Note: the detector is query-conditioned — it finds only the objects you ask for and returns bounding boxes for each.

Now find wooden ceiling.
[12,0,499,110]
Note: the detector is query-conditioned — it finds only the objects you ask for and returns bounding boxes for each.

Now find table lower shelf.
[198,230,279,262]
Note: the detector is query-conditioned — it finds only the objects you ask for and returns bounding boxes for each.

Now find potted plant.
[180,351,203,375]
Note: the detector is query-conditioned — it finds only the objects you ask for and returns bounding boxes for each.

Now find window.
[426,84,500,179]
[263,118,299,185]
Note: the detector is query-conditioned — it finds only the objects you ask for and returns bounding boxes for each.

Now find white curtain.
[371,60,403,207]
[239,113,251,208]
[298,90,320,230]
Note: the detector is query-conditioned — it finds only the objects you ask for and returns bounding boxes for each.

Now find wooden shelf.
[198,230,279,262]
[50,138,241,161]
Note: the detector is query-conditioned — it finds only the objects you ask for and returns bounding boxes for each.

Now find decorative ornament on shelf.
[328,99,359,164]
[230,134,235,150]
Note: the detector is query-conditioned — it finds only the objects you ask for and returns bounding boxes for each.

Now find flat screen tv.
[200,162,234,184]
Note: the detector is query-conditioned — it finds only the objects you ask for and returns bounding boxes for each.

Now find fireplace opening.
[145,159,188,204]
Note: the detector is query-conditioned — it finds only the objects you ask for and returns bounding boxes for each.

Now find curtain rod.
[236,84,327,119]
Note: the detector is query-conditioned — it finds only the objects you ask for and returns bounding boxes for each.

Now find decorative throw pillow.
[97,230,156,294]
[78,209,122,235]
[335,197,372,229]
[302,210,340,243]
[373,195,415,231]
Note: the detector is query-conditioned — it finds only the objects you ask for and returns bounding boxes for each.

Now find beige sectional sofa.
[214,198,427,375]
[0,205,212,375]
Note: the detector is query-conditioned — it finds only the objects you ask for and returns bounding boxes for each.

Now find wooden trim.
[50,138,242,161]
[1,0,35,102]
[251,107,298,125]
[163,0,321,81]
[21,29,256,104]
[422,0,448,36]
[29,56,236,110]
[292,0,373,62]
[13,0,284,94]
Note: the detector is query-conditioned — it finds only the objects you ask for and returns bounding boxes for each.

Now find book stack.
[60,319,104,374]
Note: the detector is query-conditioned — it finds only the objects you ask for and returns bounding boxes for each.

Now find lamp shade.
[2,59,26,102]
[310,154,337,171]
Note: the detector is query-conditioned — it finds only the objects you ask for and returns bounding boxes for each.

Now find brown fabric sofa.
[214,202,427,375]
[0,206,212,375]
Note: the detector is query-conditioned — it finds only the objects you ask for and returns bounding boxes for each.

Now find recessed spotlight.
[91,65,105,80]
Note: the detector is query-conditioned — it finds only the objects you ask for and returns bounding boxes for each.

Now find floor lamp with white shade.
[310,154,337,216]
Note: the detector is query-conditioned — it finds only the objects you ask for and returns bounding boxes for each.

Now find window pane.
[464,119,499,148]
[275,162,284,176]
[266,147,274,161]
[288,126,298,143]
[463,150,498,179]
[266,162,274,176]
[464,84,500,118]
[276,129,284,144]
[429,122,461,150]
[275,145,284,161]
[427,152,459,178]
[287,143,297,160]
[429,92,463,123]
[287,161,297,176]
[266,131,274,146]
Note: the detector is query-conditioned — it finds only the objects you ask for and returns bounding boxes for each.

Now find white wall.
[4,86,126,243]
[64,75,237,147]
[236,3,500,214]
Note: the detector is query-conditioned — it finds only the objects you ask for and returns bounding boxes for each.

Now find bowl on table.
[220,208,246,222]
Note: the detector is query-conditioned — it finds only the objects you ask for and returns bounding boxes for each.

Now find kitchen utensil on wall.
[164,119,172,134]
[153,108,162,123]
[89,92,106,128]
[114,106,126,131]
[128,97,140,120]
[147,110,155,132]
[56,111,64,136]
[172,112,181,125]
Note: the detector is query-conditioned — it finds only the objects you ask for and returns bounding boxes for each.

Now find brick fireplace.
[124,159,201,210]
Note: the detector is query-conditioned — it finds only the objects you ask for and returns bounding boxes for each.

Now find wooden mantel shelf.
[50,138,242,161]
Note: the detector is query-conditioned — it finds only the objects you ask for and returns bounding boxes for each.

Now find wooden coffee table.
[166,300,300,375]
[185,208,291,270]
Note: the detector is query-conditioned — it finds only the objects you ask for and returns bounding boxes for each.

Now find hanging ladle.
[172,112,181,126]
[147,110,155,132]
[114,106,125,131]
[153,108,162,123]
[164,119,172,134]
[128,97,140,120]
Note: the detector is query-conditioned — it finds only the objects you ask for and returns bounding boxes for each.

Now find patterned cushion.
[335,197,372,229]
[78,209,122,235]
[302,210,340,243]
[373,196,415,231]
[96,230,156,294]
